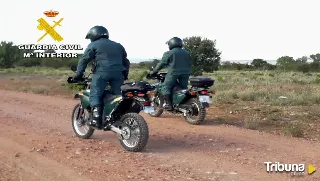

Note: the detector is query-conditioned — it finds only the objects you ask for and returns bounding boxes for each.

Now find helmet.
[166,37,183,50]
[85,26,109,42]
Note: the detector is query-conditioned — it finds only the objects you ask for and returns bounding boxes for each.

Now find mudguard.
[74,91,90,110]
[74,93,80,99]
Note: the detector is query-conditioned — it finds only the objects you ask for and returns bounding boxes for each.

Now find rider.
[150,37,192,111]
[72,25,130,129]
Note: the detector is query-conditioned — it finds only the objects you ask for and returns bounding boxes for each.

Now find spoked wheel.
[148,92,164,117]
[71,103,94,139]
[118,113,149,152]
[183,98,206,125]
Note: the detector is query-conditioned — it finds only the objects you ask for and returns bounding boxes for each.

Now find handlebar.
[146,74,154,80]
[146,74,158,80]
[146,72,166,80]
[67,76,91,84]
[67,76,128,86]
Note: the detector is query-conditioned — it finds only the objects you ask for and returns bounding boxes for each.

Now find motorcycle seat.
[102,90,121,102]
[174,89,188,94]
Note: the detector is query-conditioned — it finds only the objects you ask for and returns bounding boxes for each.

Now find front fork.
[76,104,88,126]
[76,104,83,119]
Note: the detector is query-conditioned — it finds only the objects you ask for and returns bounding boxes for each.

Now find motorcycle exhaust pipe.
[110,125,126,135]
[178,108,187,113]
[178,108,188,116]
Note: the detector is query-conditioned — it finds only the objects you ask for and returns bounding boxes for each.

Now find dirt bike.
[146,66,215,125]
[67,65,154,152]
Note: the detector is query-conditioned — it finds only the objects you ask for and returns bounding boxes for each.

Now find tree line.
[219,55,320,73]
[0,41,80,69]
[0,38,319,75]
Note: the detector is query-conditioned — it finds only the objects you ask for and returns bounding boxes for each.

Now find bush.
[16,59,41,67]
[296,64,310,73]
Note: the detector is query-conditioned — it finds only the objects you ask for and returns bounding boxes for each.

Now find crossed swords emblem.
[37,18,64,42]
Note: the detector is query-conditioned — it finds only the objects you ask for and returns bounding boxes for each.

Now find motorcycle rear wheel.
[118,113,149,152]
[183,98,206,125]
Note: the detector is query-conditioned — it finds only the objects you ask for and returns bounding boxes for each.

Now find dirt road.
[0,89,319,181]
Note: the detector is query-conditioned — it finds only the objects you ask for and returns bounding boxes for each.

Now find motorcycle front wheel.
[71,103,95,139]
[148,91,164,117]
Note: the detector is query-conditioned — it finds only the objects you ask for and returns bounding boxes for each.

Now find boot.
[164,94,173,111]
[91,106,103,129]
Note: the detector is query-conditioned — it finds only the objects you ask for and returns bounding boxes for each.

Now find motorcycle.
[67,65,154,152]
[146,66,215,125]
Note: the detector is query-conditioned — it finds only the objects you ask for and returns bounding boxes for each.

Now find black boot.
[164,94,173,111]
[91,106,103,129]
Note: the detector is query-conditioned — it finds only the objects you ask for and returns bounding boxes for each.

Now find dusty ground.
[0,89,320,181]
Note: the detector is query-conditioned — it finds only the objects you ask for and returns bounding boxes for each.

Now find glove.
[150,71,158,76]
[122,71,128,80]
[67,77,74,83]
[68,74,83,83]
[146,71,157,79]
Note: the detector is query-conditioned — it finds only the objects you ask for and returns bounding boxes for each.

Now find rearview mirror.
[149,66,154,71]
[70,65,77,72]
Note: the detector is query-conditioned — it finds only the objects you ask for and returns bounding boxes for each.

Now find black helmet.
[85,26,109,42]
[166,37,183,50]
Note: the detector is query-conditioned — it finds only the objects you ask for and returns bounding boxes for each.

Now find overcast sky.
[1,0,319,62]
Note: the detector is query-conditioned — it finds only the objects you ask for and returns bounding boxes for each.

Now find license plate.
[143,106,155,113]
[199,95,212,104]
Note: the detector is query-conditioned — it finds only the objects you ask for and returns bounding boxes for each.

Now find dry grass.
[201,71,320,139]
[283,121,305,138]
[244,114,261,130]
[206,71,320,106]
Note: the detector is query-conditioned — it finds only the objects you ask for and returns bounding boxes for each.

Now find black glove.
[122,71,128,80]
[150,71,158,76]
[67,74,83,83]
[146,71,157,79]
[146,73,151,79]
[67,77,74,83]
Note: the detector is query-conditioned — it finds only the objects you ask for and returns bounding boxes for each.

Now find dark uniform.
[73,26,130,129]
[151,37,192,110]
